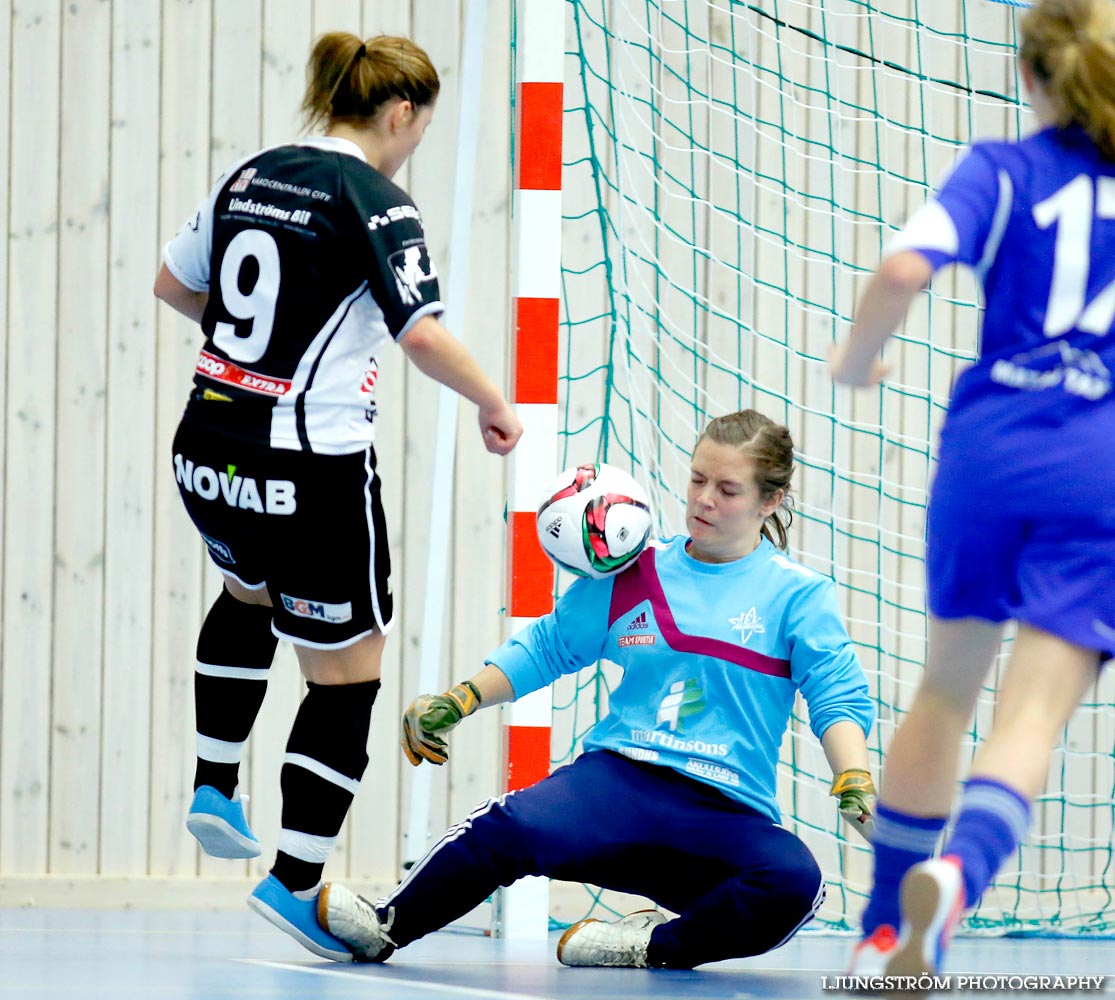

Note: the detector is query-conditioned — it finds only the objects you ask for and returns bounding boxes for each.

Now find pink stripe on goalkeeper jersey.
[608,547,792,679]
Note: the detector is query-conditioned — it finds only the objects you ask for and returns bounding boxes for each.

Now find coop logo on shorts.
[655,678,706,733]
[229,167,257,193]
[280,594,353,624]
[389,243,437,306]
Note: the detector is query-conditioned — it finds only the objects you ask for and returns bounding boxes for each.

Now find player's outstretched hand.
[401,681,482,767]
[479,401,523,456]
[830,767,877,843]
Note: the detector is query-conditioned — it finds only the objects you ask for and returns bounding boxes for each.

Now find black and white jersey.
[163,136,443,454]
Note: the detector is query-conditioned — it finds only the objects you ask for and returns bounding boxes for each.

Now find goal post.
[492,0,565,939]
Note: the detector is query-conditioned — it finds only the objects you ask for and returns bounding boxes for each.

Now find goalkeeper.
[317,409,876,970]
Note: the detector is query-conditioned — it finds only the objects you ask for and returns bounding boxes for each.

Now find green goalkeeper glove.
[830,768,876,844]
[401,680,482,767]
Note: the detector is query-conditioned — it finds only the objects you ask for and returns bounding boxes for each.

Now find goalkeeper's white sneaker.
[886,855,966,977]
[556,909,667,968]
[317,881,397,963]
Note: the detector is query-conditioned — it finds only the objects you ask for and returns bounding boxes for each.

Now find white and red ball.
[536,463,652,579]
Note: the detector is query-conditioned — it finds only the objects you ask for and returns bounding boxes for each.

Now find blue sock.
[862,803,946,935]
[943,777,1031,908]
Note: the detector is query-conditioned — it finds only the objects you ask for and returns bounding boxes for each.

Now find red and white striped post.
[493,0,563,940]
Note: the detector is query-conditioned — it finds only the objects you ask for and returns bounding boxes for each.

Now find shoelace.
[354,897,398,948]
[379,903,398,944]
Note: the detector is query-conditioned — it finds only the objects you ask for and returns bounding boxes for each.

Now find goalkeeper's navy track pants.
[376,749,824,968]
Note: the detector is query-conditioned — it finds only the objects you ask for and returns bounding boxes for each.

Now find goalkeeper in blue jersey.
[831,0,1115,980]
[315,409,876,969]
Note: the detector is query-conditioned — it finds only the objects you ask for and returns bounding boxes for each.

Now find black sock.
[194,589,277,797]
[271,679,380,891]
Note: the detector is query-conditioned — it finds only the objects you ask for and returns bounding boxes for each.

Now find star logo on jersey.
[655,678,705,733]
[729,607,765,645]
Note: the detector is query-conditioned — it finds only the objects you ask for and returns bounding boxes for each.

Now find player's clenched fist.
[401,681,482,766]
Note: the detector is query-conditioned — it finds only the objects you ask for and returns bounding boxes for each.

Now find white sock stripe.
[960,785,1032,841]
[197,733,246,764]
[278,829,336,863]
[874,814,944,855]
[282,752,362,795]
[196,661,271,681]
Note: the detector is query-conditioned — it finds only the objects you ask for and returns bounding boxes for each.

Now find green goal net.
[552,0,1115,934]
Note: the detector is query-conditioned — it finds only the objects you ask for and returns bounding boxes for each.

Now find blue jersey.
[892,124,1115,505]
[892,125,1115,648]
[488,536,873,823]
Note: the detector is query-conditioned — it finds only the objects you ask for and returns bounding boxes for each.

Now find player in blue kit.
[831,0,1115,978]
[314,409,877,969]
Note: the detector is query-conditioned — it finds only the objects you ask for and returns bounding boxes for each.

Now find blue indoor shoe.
[247,874,354,962]
[186,785,261,859]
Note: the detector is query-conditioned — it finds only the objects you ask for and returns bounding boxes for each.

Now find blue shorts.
[927,427,1115,657]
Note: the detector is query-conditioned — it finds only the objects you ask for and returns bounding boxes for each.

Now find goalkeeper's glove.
[401,680,482,767]
[830,768,876,843]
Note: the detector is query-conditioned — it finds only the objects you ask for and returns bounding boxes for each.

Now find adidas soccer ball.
[536,463,652,579]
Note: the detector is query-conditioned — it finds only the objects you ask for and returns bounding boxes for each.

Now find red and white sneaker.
[887,855,966,977]
[848,923,899,975]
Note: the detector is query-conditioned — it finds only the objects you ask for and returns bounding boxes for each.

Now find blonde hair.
[1020,0,1115,159]
[302,33,439,133]
[694,410,795,550]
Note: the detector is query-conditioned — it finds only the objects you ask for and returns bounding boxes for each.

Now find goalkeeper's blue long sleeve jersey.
[488,535,874,822]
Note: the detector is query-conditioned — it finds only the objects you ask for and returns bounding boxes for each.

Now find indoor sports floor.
[1,907,1111,999]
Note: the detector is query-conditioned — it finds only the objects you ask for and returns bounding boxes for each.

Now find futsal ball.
[536,463,652,579]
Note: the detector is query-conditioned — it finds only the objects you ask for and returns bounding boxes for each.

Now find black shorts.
[172,418,393,648]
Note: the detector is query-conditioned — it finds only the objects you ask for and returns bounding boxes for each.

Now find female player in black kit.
[153,32,521,960]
